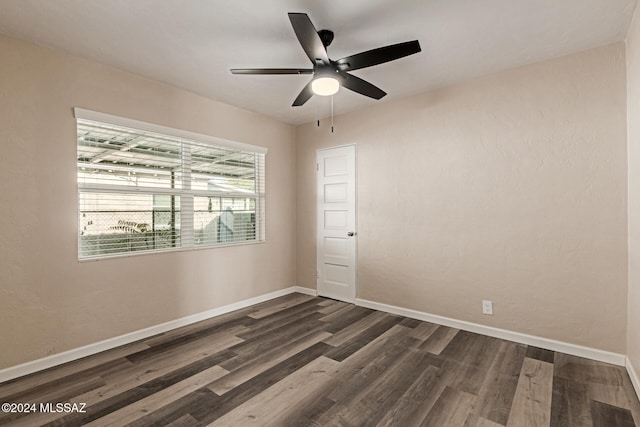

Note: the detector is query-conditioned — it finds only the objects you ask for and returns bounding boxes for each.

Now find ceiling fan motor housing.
[318,29,334,47]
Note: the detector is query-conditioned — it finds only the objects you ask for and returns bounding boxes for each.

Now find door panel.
[324,210,348,229]
[317,145,356,302]
[324,237,348,260]
[324,183,348,202]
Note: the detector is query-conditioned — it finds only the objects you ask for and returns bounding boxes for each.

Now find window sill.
[77,240,267,262]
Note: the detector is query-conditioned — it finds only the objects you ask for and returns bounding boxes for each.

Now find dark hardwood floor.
[0,293,638,426]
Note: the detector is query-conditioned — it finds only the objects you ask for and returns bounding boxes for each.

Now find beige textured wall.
[296,44,628,352]
[627,7,640,377]
[0,35,296,369]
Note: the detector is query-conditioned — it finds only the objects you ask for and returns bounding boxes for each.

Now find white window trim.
[74,108,268,155]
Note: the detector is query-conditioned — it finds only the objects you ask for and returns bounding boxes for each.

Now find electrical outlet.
[482,300,493,315]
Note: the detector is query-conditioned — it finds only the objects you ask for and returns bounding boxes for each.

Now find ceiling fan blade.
[230,68,313,75]
[336,40,421,72]
[339,73,387,99]
[292,80,314,106]
[288,13,329,65]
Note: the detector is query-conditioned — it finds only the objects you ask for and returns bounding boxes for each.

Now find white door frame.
[316,144,357,303]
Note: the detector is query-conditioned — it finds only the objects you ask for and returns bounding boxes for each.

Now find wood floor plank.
[247,293,315,319]
[191,342,333,425]
[392,363,459,426]
[0,342,149,399]
[446,333,504,396]
[470,341,526,425]
[439,330,477,361]
[222,324,326,373]
[161,414,199,427]
[277,396,336,427]
[141,293,310,349]
[588,383,637,413]
[308,328,422,425]
[206,356,338,426]
[441,391,478,427]
[550,376,592,427]
[127,325,245,367]
[85,365,228,427]
[316,300,349,315]
[249,292,315,312]
[399,317,422,328]
[234,305,324,343]
[317,304,355,322]
[322,310,387,347]
[409,321,440,341]
[374,364,441,426]
[591,400,636,427]
[554,353,625,387]
[420,386,476,427]
[140,308,253,348]
[127,320,248,363]
[320,305,375,331]
[506,357,554,427]
[526,346,555,364]
[553,352,639,425]
[209,330,331,395]
[323,346,418,423]
[622,370,640,425]
[142,318,250,349]
[125,388,218,427]
[323,314,404,362]
[323,349,434,426]
[420,325,460,355]
[464,415,506,427]
[317,299,335,307]
[323,337,410,404]
[226,313,324,357]
[325,325,412,388]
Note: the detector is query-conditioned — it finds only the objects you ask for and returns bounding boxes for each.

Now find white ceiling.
[0,0,636,125]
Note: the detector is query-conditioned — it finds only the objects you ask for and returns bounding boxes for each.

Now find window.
[76,109,266,259]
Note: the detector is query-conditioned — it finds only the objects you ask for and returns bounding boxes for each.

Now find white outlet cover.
[482,300,493,315]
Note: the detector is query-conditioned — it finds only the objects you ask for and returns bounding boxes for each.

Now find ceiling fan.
[230,13,422,106]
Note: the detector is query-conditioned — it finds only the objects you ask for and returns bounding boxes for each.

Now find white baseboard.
[292,286,317,296]
[0,286,303,383]
[627,357,640,398]
[1,288,629,384]
[355,298,627,366]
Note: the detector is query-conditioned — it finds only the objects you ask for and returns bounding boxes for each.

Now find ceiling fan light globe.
[311,77,340,96]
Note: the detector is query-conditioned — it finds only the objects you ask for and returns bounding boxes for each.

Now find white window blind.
[76,110,266,259]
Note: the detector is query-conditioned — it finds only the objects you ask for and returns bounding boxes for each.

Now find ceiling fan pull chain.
[317,101,320,127]
[331,95,334,133]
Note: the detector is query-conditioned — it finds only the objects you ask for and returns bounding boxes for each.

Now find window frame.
[75,108,267,260]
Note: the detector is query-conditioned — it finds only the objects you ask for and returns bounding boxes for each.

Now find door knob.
[347,231,356,237]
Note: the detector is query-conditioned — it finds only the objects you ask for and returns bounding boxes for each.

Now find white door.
[317,145,357,303]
